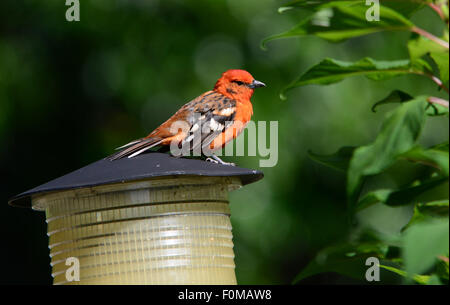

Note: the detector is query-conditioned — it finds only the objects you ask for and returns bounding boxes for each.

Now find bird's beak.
[248,79,266,89]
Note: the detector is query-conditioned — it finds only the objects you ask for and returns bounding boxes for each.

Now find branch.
[411,26,449,49]
[415,71,450,94]
[427,74,450,94]
[438,255,449,263]
[427,96,449,108]
[428,3,447,22]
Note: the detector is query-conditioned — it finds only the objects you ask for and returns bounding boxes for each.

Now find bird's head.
[214,69,265,101]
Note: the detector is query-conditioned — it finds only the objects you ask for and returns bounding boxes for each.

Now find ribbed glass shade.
[32,176,241,285]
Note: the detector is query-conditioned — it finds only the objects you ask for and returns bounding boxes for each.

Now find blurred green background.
[1,0,448,284]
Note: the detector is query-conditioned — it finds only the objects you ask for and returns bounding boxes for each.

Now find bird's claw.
[206,157,219,164]
[205,157,236,166]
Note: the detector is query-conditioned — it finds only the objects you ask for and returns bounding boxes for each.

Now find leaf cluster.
[265,0,449,284]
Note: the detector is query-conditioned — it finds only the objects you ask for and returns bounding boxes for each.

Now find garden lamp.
[9,152,263,285]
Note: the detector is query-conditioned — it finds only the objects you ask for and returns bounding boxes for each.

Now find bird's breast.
[234,100,253,125]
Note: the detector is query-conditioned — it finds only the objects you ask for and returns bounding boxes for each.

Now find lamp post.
[9,152,263,285]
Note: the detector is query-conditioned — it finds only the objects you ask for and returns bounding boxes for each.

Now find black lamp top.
[8,152,264,208]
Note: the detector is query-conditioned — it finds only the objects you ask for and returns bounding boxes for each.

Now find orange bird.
[109,69,265,165]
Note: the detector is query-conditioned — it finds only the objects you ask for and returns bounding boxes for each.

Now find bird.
[109,69,265,165]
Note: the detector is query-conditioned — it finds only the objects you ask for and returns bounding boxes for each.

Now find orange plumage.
[109,69,265,165]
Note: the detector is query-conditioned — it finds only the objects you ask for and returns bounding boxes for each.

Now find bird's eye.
[233,80,244,86]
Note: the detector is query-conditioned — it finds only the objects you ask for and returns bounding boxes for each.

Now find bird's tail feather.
[108,138,163,161]
[114,139,142,150]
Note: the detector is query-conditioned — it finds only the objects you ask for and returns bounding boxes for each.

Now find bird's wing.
[109,91,237,160]
[179,92,237,152]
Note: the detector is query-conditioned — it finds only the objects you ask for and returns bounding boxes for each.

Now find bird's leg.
[205,154,235,166]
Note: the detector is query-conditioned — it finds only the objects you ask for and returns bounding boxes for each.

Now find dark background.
[1,0,448,284]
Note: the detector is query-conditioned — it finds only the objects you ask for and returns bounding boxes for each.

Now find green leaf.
[379,265,435,284]
[402,200,449,231]
[400,146,449,176]
[407,33,449,86]
[410,58,433,73]
[403,219,449,277]
[347,97,428,208]
[425,99,449,116]
[281,58,422,97]
[263,1,413,48]
[432,141,449,152]
[278,0,328,12]
[357,189,392,211]
[371,90,446,117]
[293,254,375,283]
[430,51,449,86]
[427,274,444,285]
[293,242,389,283]
[357,177,449,211]
[371,90,414,112]
[408,34,448,61]
[384,177,449,206]
[292,229,400,283]
[308,146,357,172]
[417,200,449,218]
[279,0,425,18]
[380,0,426,18]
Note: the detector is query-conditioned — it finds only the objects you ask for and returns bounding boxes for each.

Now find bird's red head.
[214,69,265,102]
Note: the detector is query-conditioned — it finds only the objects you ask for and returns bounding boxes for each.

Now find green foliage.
[293,251,383,283]
[356,177,448,211]
[403,219,449,277]
[279,0,426,18]
[402,200,449,231]
[267,0,449,284]
[431,51,450,85]
[263,1,413,47]
[379,265,438,284]
[407,33,449,85]
[292,230,392,283]
[371,90,414,112]
[401,146,449,176]
[408,34,447,62]
[280,58,425,98]
[347,97,428,207]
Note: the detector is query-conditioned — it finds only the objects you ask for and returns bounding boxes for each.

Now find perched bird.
[109,69,265,165]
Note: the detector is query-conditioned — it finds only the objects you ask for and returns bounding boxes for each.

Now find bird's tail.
[108,137,164,161]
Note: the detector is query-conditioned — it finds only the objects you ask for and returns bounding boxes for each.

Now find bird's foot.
[206,155,236,166]
[206,157,219,164]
